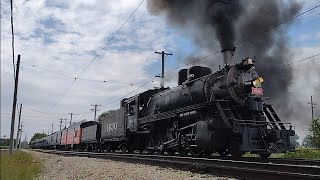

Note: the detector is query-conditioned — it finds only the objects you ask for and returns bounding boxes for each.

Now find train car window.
[75,130,78,137]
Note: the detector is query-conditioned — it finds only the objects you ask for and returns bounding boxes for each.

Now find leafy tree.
[29,133,47,143]
[304,118,320,148]
[290,134,300,146]
[0,138,10,146]
[302,135,312,147]
[97,111,111,123]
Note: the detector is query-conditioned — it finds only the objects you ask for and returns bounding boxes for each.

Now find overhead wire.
[20,62,139,85]
[236,4,320,45]
[98,4,320,111]
[100,76,157,109]
[23,107,70,115]
[2,53,318,120]
[47,0,145,112]
[261,53,320,73]
[163,3,320,75]
[48,80,77,112]
[19,3,320,115]
[75,0,145,80]
[1,68,13,80]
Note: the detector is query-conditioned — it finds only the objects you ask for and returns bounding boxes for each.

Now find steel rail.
[34,149,320,180]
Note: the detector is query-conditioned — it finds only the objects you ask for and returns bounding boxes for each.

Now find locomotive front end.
[196,50,295,157]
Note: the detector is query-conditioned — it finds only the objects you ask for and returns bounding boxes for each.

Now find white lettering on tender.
[106,122,118,132]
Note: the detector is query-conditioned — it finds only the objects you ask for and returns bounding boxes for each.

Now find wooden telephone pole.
[308,96,318,139]
[155,51,172,89]
[58,118,67,130]
[68,112,79,126]
[15,103,22,149]
[9,55,21,155]
[91,104,101,122]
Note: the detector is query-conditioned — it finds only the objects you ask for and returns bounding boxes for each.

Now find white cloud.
[1,0,174,139]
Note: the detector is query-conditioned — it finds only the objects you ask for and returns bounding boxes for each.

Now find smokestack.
[221,47,235,65]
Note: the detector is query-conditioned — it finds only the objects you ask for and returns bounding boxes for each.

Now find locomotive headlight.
[258,77,264,83]
[252,77,264,88]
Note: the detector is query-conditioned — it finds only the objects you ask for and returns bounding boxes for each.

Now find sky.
[1,0,319,143]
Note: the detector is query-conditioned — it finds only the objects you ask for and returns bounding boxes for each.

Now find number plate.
[252,87,263,95]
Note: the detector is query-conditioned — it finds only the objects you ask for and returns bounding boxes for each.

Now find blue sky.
[1,0,319,142]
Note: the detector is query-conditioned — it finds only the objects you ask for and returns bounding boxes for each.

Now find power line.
[75,0,145,80]
[4,51,317,119]
[23,107,70,115]
[76,112,93,121]
[100,76,157,109]
[163,4,320,75]
[23,106,91,116]
[261,53,320,73]
[21,62,137,85]
[47,0,145,111]
[1,68,13,80]
[48,79,77,112]
[1,113,66,119]
[236,4,320,45]
[208,0,293,47]
[21,62,74,78]
[15,3,319,116]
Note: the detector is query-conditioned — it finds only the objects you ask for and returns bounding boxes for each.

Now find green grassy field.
[280,148,320,159]
[0,150,42,180]
[243,148,320,159]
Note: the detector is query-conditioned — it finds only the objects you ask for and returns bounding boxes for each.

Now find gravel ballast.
[26,150,233,180]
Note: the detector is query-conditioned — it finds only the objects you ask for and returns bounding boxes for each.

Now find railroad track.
[213,156,320,167]
[35,149,320,180]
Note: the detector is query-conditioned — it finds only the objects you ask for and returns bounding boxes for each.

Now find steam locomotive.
[30,49,295,158]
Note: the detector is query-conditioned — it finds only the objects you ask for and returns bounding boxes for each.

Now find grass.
[280,148,320,159]
[0,150,42,180]
[242,148,320,160]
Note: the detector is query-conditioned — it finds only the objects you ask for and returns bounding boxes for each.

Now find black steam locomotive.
[31,49,295,158]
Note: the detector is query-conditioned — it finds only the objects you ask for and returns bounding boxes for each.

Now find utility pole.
[51,123,54,134]
[15,103,22,149]
[68,113,79,126]
[91,104,101,122]
[18,123,23,148]
[308,96,318,139]
[23,133,27,149]
[9,54,21,155]
[58,118,67,130]
[155,51,173,89]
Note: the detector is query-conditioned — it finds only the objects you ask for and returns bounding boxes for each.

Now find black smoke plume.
[147,0,243,50]
[147,0,319,137]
